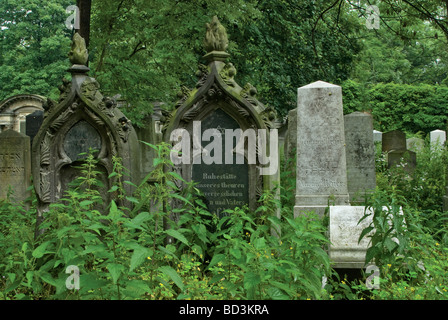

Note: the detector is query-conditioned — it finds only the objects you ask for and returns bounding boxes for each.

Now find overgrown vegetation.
[1,140,448,300]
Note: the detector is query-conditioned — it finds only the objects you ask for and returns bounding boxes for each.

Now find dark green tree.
[0,0,74,101]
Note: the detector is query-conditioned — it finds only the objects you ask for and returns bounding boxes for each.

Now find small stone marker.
[406,137,425,153]
[329,205,403,268]
[344,112,376,203]
[329,206,372,268]
[382,130,406,152]
[373,130,382,144]
[382,130,416,171]
[0,129,31,202]
[430,129,446,151]
[294,81,350,217]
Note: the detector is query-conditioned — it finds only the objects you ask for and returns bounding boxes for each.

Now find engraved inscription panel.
[192,109,249,216]
[63,120,102,161]
[0,131,30,201]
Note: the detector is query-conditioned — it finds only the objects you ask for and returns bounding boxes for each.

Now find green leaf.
[130,246,151,272]
[107,263,125,284]
[165,228,190,246]
[230,248,242,260]
[32,241,52,258]
[208,253,226,269]
[126,196,140,204]
[158,266,184,291]
[244,271,261,290]
[358,226,374,244]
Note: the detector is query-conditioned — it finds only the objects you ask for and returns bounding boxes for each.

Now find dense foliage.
[1,141,448,300]
[342,80,448,134]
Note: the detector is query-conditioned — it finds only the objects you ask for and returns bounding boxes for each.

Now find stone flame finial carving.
[68,32,88,65]
[204,16,228,53]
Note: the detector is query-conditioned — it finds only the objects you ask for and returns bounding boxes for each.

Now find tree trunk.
[76,0,91,48]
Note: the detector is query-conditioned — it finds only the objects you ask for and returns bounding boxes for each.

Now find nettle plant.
[0,142,333,300]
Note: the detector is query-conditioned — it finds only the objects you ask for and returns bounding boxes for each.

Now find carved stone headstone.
[294,81,350,217]
[32,33,140,224]
[0,130,31,203]
[164,16,279,218]
[344,112,376,203]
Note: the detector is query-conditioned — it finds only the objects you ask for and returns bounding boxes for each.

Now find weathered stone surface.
[32,33,140,225]
[163,17,279,218]
[0,94,44,133]
[406,137,425,153]
[329,206,372,268]
[430,129,446,150]
[373,130,382,144]
[0,130,31,203]
[294,81,349,217]
[329,205,403,268]
[382,130,406,152]
[344,112,376,203]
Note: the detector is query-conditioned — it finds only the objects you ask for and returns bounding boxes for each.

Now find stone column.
[294,81,349,217]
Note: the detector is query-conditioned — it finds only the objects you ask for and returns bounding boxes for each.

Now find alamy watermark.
[365,264,380,290]
[170,121,278,176]
[65,5,80,30]
[65,265,80,290]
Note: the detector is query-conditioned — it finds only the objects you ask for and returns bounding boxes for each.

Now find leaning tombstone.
[162,16,279,219]
[294,81,350,217]
[373,130,382,144]
[0,129,31,203]
[32,33,140,226]
[344,112,376,204]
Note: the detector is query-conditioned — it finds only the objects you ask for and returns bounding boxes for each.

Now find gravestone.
[344,112,376,203]
[382,130,406,152]
[294,81,350,217]
[284,108,297,161]
[329,205,403,268]
[382,130,416,171]
[32,33,140,224]
[0,94,45,133]
[0,130,31,203]
[163,16,279,218]
[430,129,446,151]
[406,137,425,153]
[25,110,44,146]
[373,130,382,144]
[329,206,373,268]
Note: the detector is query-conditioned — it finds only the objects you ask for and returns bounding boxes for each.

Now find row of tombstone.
[1,17,447,270]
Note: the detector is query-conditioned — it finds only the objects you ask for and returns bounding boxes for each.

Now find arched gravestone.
[191,109,249,216]
[32,33,140,224]
[0,94,45,133]
[163,16,279,218]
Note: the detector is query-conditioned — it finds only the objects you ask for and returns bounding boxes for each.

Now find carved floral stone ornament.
[32,33,140,228]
